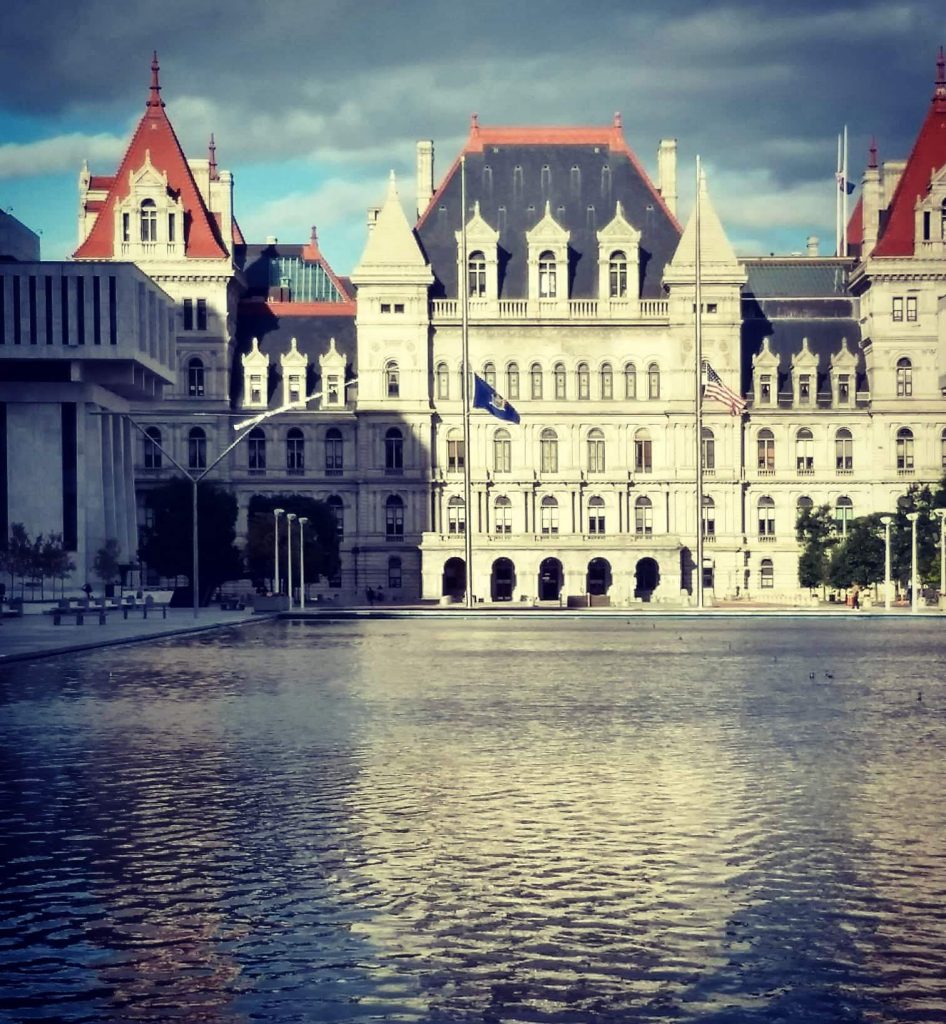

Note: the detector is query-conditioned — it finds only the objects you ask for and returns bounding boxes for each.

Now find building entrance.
[442,557,466,599]
[634,557,660,602]
[538,557,563,601]
[491,558,515,601]
[586,557,611,596]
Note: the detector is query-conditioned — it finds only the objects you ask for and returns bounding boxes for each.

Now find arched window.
[385,427,403,472]
[702,495,716,537]
[493,428,511,473]
[835,428,853,471]
[325,427,343,475]
[624,362,637,399]
[577,362,590,400]
[494,495,512,535]
[286,427,304,473]
[633,428,652,473]
[326,495,344,539]
[446,428,465,473]
[600,362,613,400]
[760,558,774,589]
[468,251,486,297]
[483,361,497,389]
[896,357,913,397]
[701,427,715,471]
[609,250,628,298]
[187,426,206,471]
[530,362,543,400]
[757,428,775,472]
[187,357,205,397]
[647,362,660,400]
[139,198,157,242]
[795,427,814,473]
[540,428,558,474]
[896,427,914,471]
[539,250,557,298]
[385,495,404,539]
[588,495,605,535]
[247,427,266,472]
[436,362,449,400]
[835,495,854,536]
[587,428,605,473]
[634,495,653,535]
[388,556,402,590]
[143,426,162,469]
[757,495,776,538]
[385,360,400,399]
[447,495,466,535]
[554,362,567,400]
[506,362,520,400]
[540,495,559,534]
[796,495,814,520]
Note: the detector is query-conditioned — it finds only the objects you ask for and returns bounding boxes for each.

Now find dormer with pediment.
[830,339,858,407]
[751,336,780,409]
[456,201,500,306]
[914,162,946,258]
[790,338,819,408]
[526,201,570,312]
[280,337,308,407]
[318,338,348,409]
[241,338,270,409]
[596,201,641,309]
[112,150,185,262]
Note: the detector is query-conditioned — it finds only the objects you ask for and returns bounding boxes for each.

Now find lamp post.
[880,515,893,610]
[907,511,920,614]
[298,517,308,609]
[273,508,285,595]
[935,508,946,610]
[286,513,297,609]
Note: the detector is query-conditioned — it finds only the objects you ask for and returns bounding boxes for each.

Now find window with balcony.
[540,428,559,474]
[701,427,715,471]
[143,426,162,469]
[494,495,512,534]
[757,429,775,472]
[702,495,716,537]
[757,496,776,538]
[588,495,606,535]
[187,357,205,397]
[634,429,652,473]
[468,251,487,297]
[385,495,404,540]
[385,428,404,472]
[906,296,917,322]
[795,428,814,473]
[493,428,511,474]
[247,427,266,473]
[609,251,628,298]
[892,297,904,322]
[835,428,853,472]
[538,250,557,298]
[447,496,466,535]
[140,199,157,242]
[286,428,304,473]
[540,495,559,535]
[325,427,343,475]
[587,428,605,474]
[634,495,653,535]
[896,427,914,471]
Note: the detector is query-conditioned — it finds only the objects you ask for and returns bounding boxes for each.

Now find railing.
[758,534,777,542]
[758,468,776,476]
[897,468,915,477]
[836,467,853,476]
[430,297,669,320]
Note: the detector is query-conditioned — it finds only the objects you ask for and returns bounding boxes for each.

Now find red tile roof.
[74,54,229,261]
[847,195,863,249]
[88,176,115,190]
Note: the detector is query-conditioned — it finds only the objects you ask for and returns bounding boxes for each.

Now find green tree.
[244,494,340,591]
[93,538,122,593]
[41,533,75,599]
[795,503,837,593]
[4,523,34,597]
[828,514,886,591]
[138,477,242,604]
[892,480,946,589]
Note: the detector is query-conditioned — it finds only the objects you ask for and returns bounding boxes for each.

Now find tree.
[892,479,946,589]
[93,538,122,593]
[827,514,886,591]
[795,503,837,593]
[4,523,34,597]
[138,477,242,604]
[244,494,340,592]
[40,533,75,600]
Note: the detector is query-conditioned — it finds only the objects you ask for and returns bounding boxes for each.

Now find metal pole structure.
[694,155,704,610]
[459,154,474,608]
[907,511,920,613]
[298,517,308,609]
[191,480,199,618]
[286,512,296,609]
[273,508,284,594]
[936,508,946,609]
[880,515,892,610]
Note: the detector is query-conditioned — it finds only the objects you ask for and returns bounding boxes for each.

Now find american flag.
[703,362,746,416]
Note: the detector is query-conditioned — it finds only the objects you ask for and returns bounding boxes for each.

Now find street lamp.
[273,508,285,595]
[298,517,309,609]
[880,515,893,610]
[286,513,297,609]
[907,511,920,614]
[935,508,946,609]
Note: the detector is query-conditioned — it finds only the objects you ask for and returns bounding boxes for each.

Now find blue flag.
[473,374,520,424]
[835,172,856,195]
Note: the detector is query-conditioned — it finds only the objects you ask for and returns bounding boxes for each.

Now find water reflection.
[1,618,945,1022]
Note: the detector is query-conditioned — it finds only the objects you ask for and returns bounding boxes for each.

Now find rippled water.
[2,616,946,1023]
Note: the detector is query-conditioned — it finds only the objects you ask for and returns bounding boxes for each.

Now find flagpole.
[695,155,704,611]
[842,124,849,257]
[460,155,475,608]
[835,133,842,256]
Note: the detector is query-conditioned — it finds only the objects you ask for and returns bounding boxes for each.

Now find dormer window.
[760,374,772,404]
[539,251,557,298]
[250,374,263,405]
[140,199,157,242]
[799,374,811,404]
[838,374,850,404]
[468,251,486,297]
[287,373,302,404]
[325,374,340,406]
[122,214,130,243]
[609,251,628,297]
[168,213,176,243]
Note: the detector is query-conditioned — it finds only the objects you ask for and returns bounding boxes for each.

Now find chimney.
[657,138,677,217]
[806,235,819,257]
[366,207,381,235]
[861,139,883,257]
[416,140,434,219]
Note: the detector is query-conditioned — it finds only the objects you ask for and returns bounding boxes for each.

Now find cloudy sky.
[2,0,944,272]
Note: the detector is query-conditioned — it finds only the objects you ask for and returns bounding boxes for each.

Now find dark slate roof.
[239,241,352,302]
[415,125,681,300]
[743,260,854,298]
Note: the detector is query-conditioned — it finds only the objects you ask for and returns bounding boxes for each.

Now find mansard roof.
[74,54,228,261]
[415,116,681,299]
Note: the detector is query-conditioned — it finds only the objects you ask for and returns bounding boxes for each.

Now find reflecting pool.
[2,617,946,1022]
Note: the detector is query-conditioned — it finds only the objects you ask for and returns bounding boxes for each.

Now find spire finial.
[147,51,165,110]
[208,133,218,180]
[613,111,622,129]
[935,45,946,105]
[310,225,318,248]
[470,112,479,132]
[868,136,878,169]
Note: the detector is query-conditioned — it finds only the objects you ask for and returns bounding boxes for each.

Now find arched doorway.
[635,557,660,602]
[442,557,466,599]
[586,557,611,596]
[491,558,516,601]
[538,557,563,601]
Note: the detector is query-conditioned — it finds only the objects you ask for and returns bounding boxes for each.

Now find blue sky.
[2,0,944,273]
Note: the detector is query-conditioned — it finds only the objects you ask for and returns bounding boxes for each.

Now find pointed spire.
[613,112,622,129]
[868,136,878,169]
[147,51,165,112]
[935,45,946,111]
[208,133,218,181]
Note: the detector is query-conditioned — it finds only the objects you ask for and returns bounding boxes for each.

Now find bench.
[219,599,245,611]
[48,606,109,626]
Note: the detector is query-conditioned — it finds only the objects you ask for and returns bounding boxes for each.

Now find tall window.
[609,251,627,298]
[554,362,566,400]
[634,496,653,535]
[577,362,590,400]
[906,296,917,322]
[540,429,559,474]
[624,362,637,399]
[385,361,400,399]
[143,426,162,469]
[325,427,343,475]
[385,496,404,539]
[798,373,811,404]
[530,363,543,400]
[447,430,465,473]
[447,496,466,535]
[287,373,302,405]
[139,199,157,242]
[896,358,913,397]
[538,250,557,298]
[494,495,512,534]
[493,428,511,473]
[188,427,206,471]
[187,357,205,397]
[835,428,853,471]
[196,298,208,331]
[941,428,946,470]
[587,428,605,473]
[896,427,914,471]
[759,373,772,404]
[483,361,497,389]
[835,496,854,535]
[757,496,776,537]
[249,373,263,406]
[388,556,402,590]
[760,559,774,589]
[506,363,520,400]
[327,495,344,539]
[796,496,813,520]
[837,373,851,404]
[540,495,559,534]
[892,297,904,322]
[588,495,605,535]
[385,427,403,472]
[647,362,660,400]
[600,363,613,399]
[701,427,715,471]
[702,495,716,537]
[436,362,449,400]
[247,427,266,472]
[468,251,486,297]
[634,429,652,473]
[286,428,304,473]
[757,429,775,472]
[795,428,814,472]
